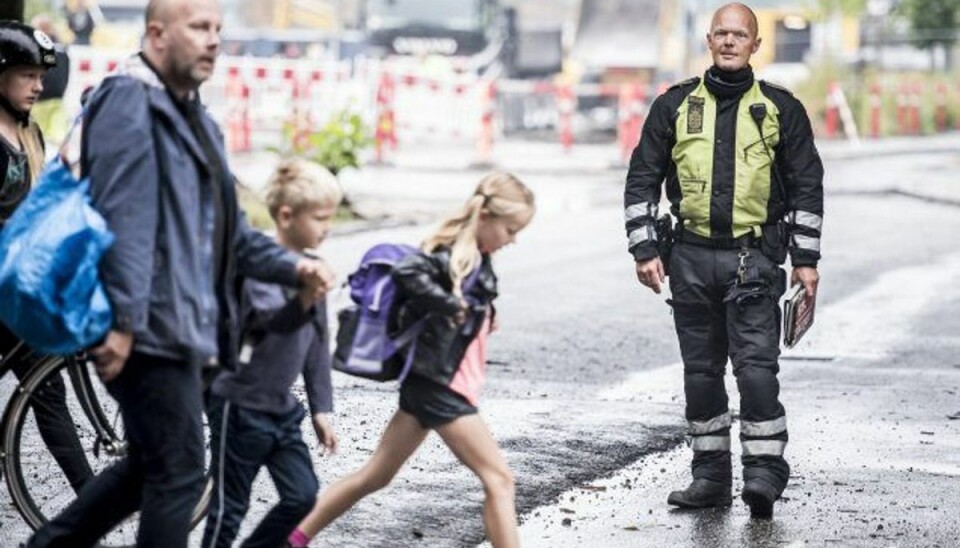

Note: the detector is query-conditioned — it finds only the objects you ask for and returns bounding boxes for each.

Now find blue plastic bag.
[0,159,114,354]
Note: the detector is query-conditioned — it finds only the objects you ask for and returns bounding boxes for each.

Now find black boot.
[741,479,779,519]
[667,479,732,509]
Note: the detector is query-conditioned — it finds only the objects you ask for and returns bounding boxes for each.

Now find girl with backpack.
[288,172,535,548]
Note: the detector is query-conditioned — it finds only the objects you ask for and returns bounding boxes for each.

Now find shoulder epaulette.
[760,80,794,96]
[668,77,700,91]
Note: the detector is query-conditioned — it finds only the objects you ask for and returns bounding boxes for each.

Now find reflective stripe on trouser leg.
[688,410,732,435]
[689,435,731,451]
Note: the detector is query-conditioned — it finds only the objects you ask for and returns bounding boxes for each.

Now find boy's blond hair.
[264,157,342,219]
[422,172,535,296]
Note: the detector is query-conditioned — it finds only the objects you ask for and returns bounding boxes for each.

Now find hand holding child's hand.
[296,257,336,310]
[313,413,338,456]
[296,257,336,293]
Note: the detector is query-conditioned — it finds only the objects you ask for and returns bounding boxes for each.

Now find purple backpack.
[333,243,426,382]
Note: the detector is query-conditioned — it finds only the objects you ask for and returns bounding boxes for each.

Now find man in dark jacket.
[624,3,823,519]
[29,1,333,546]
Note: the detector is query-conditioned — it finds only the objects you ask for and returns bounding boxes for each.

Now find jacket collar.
[116,53,222,170]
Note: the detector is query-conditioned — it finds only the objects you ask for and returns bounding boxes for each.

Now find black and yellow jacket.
[624,68,824,267]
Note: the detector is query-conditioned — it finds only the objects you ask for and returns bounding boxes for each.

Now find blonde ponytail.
[422,172,535,297]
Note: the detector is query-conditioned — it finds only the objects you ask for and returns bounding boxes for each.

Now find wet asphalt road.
[3,148,960,547]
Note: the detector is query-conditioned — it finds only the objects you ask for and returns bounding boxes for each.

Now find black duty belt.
[677,229,759,249]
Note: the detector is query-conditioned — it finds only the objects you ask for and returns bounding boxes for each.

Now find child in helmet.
[0,20,57,223]
[0,19,93,493]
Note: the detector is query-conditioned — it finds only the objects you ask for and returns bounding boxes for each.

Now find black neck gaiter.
[704,65,754,99]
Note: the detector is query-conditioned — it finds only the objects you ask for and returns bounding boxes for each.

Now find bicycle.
[0,338,213,545]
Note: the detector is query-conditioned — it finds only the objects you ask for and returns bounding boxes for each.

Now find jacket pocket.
[742,133,778,166]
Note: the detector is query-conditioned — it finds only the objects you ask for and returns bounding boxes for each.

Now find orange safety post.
[475,80,497,166]
[909,83,921,135]
[934,83,948,133]
[824,82,839,138]
[556,84,575,152]
[225,66,251,153]
[869,83,882,139]
[374,72,397,164]
[895,84,908,136]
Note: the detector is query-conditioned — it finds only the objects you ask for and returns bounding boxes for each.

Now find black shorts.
[399,374,477,429]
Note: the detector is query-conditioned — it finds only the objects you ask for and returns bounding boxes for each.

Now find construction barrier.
[65,47,960,162]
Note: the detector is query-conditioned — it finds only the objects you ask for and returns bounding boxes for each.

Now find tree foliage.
[807,0,868,21]
[283,110,373,176]
[899,0,960,50]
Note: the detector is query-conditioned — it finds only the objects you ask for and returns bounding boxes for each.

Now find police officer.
[624,3,823,518]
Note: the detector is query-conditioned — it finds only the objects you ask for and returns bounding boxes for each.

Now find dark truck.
[358,0,561,78]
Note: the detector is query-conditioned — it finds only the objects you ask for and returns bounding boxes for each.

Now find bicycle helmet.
[0,20,57,73]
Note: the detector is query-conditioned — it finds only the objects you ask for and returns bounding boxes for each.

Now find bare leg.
[436,415,518,548]
[296,410,428,537]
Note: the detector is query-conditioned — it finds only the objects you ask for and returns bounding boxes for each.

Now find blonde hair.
[264,157,342,220]
[422,172,535,296]
[21,121,45,186]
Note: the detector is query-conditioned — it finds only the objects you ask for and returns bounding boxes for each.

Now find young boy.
[202,158,341,548]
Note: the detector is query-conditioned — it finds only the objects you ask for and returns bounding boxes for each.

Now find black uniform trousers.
[668,241,790,494]
[28,351,206,548]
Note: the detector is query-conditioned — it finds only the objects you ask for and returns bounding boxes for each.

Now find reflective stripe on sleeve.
[628,225,657,247]
[689,435,731,452]
[791,211,823,233]
[792,234,820,252]
[742,439,787,456]
[740,416,787,437]
[688,411,732,435]
[625,202,658,223]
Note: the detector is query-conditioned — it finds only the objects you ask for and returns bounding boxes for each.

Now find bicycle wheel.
[1,354,212,545]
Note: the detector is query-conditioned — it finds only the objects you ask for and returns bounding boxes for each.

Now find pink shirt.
[448,317,491,406]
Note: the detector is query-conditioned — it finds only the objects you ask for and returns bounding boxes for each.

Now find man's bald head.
[706,2,761,72]
[145,0,173,25]
[146,0,215,25]
[711,3,758,39]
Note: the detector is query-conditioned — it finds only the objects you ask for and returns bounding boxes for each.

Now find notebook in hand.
[783,283,816,348]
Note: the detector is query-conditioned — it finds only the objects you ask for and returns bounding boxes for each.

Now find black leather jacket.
[391,247,498,387]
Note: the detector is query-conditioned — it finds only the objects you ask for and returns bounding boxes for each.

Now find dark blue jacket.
[82,54,300,367]
[211,279,333,415]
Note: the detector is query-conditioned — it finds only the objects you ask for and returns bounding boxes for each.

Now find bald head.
[711,3,758,39]
[146,0,219,25]
[705,2,761,72]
